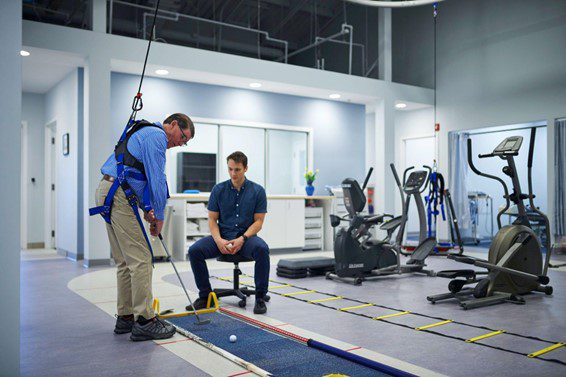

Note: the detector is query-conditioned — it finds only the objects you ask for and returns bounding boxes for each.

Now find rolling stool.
[213,254,271,308]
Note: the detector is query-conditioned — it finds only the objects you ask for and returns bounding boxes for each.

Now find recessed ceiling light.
[395,103,407,109]
[329,93,341,99]
[249,82,262,88]
[20,50,30,57]
[155,69,169,75]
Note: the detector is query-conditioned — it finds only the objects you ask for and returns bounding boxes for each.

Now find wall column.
[91,0,107,33]
[374,96,396,216]
[0,1,21,374]
[83,54,112,266]
[378,8,392,82]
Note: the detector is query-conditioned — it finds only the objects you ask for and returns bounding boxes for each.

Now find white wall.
[0,1,21,374]
[23,18,432,264]
[22,93,45,245]
[467,126,547,239]
[45,70,79,257]
[393,1,566,238]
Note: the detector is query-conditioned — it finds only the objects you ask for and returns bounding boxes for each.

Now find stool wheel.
[238,299,247,308]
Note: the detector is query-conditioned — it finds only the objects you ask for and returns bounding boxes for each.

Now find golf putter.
[158,234,211,325]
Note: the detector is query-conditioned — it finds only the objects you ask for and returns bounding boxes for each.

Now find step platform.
[276,257,335,279]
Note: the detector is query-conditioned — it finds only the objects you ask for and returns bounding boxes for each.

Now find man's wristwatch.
[242,235,249,243]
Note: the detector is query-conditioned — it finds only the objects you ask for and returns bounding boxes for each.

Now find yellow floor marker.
[308,296,344,304]
[339,303,374,312]
[152,298,160,314]
[373,311,411,320]
[415,320,453,331]
[466,330,505,343]
[159,292,220,319]
[528,343,565,358]
[282,290,316,297]
[269,284,292,290]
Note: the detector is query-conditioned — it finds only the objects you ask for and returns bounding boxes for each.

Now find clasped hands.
[144,209,163,237]
[215,236,245,255]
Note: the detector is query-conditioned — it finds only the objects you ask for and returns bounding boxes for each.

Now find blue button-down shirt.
[100,122,169,220]
[207,178,267,240]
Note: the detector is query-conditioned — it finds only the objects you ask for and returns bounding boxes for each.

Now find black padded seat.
[213,254,270,307]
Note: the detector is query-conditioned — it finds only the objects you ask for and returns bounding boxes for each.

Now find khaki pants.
[95,179,154,320]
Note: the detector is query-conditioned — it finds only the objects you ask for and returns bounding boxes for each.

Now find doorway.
[403,135,435,242]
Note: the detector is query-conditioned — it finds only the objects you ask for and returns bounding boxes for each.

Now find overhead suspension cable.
[128,0,162,125]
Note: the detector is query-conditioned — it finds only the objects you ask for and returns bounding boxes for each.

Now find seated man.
[187,151,270,314]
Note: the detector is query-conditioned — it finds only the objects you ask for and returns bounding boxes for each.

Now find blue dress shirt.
[207,178,267,240]
[100,122,169,220]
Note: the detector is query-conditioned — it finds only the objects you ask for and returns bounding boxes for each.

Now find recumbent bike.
[326,166,436,285]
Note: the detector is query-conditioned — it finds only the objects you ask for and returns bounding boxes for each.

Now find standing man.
[94,113,194,341]
[187,151,270,314]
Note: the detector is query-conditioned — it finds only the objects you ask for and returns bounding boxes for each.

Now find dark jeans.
[188,236,270,300]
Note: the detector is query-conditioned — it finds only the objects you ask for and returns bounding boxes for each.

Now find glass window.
[267,130,308,195]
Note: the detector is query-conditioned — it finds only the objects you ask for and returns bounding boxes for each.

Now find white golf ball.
[229,335,237,343]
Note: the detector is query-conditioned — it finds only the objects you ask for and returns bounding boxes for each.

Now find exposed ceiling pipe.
[112,19,284,59]
[317,37,366,76]
[344,0,446,7]
[279,23,352,62]
[112,0,288,63]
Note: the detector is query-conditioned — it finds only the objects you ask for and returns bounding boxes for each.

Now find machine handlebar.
[362,167,374,191]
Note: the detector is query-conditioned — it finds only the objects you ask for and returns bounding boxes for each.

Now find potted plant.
[304,168,319,196]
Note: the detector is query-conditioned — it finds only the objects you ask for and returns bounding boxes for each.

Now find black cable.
[433,3,437,127]
[128,0,162,123]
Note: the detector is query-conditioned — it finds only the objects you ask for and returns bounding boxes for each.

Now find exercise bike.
[326,165,436,285]
[427,127,553,309]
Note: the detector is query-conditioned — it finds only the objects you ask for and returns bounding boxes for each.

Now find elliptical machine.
[391,163,438,263]
[326,165,435,285]
[427,127,553,309]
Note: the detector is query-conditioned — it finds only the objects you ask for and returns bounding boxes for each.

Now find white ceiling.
[22,47,431,112]
[21,47,85,93]
[110,59,379,105]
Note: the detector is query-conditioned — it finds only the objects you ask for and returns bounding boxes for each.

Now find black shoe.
[254,298,267,314]
[114,314,134,334]
[130,317,176,341]
[185,297,208,311]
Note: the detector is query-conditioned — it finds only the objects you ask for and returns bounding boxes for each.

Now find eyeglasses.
[178,124,189,145]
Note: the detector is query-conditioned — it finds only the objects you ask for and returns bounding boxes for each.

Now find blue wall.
[110,73,366,194]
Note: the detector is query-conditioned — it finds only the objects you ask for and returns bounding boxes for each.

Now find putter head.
[196,318,212,325]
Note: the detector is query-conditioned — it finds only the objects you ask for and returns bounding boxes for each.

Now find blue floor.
[168,312,400,377]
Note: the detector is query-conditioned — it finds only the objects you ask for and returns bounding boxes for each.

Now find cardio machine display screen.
[503,140,517,149]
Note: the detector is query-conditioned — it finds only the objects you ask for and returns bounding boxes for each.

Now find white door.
[45,122,57,249]
[50,132,56,247]
[403,136,435,242]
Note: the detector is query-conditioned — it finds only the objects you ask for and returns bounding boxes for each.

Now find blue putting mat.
[168,312,398,377]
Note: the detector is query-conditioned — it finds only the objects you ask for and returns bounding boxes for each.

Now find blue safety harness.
[89,119,164,262]
[425,169,446,238]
